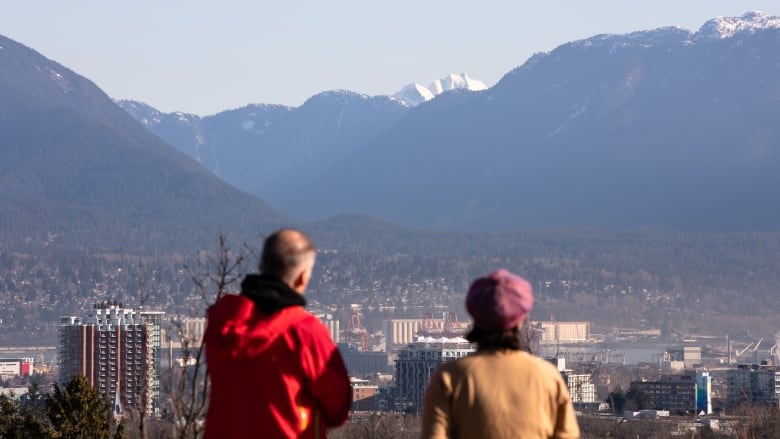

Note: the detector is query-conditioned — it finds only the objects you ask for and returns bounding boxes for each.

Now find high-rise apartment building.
[393,338,474,412]
[58,303,164,416]
[727,363,780,407]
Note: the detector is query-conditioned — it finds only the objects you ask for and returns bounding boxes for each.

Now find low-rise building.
[350,377,379,411]
[549,357,596,403]
[342,349,392,375]
[0,358,33,378]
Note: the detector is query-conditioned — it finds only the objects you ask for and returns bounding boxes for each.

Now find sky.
[3,1,780,116]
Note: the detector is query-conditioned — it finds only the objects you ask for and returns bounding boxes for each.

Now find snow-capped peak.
[392,83,435,107]
[392,73,487,106]
[429,73,487,95]
[695,11,780,41]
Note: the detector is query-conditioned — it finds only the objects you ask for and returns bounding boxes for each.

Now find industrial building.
[727,363,780,407]
[385,313,469,351]
[538,321,590,344]
[393,338,474,412]
[385,319,427,349]
[58,303,164,416]
[661,346,702,370]
[181,317,206,346]
[0,358,33,378]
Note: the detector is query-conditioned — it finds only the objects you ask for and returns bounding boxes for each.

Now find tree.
[46,374,113,439]
[729,404,780,439]
[607,386,627,414]
[0,392,23,438]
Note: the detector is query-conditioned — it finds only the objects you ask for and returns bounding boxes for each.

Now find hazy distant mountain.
[391,73,488,106]
[0,34,291,253]
[119,91,410,205]
[290,11,780,231]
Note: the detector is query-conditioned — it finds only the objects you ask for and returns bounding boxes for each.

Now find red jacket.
[204,282,351,439]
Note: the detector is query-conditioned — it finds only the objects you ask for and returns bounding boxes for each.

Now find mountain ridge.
[288,12,780,231]
[0,33,292,253]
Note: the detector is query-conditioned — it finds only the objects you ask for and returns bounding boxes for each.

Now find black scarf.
[240,273,307,314]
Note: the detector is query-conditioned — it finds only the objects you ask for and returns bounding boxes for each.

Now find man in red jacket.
[204,228,352,438]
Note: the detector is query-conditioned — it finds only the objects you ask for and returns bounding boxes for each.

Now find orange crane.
[342,310,368,352]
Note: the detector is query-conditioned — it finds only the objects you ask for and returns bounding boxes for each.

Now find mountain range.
[3,13,780,340]
[2,11,780,259]
[119,11,780,232]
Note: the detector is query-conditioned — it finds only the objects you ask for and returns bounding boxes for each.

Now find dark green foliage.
[307,224,780,335]
[607,386,627,414]
[4,226,780,346]
[46,375,111,439]
[0,393,24,438]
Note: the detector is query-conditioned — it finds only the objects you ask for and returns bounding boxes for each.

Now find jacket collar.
[240,273,306,314]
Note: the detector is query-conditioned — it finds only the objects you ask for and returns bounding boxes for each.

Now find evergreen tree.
[0,393,23,438]
[607,386,627,414]
[46,375,112,439]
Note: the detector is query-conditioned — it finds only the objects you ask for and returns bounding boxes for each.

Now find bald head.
[260,229,316,293]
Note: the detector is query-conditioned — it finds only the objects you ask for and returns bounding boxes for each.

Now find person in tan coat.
[421,269,580,439]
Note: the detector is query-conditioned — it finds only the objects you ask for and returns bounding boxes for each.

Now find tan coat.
[422,350,580,439]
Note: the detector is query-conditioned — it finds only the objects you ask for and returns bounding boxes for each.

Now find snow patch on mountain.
[507,11,780,80]
[549,102,588,138]
[116,99,163,127]
[696,11,780,41]
[567,11,780,49]
[392,73,487,106]
[47,67,72,94]
[573,27,693,50]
